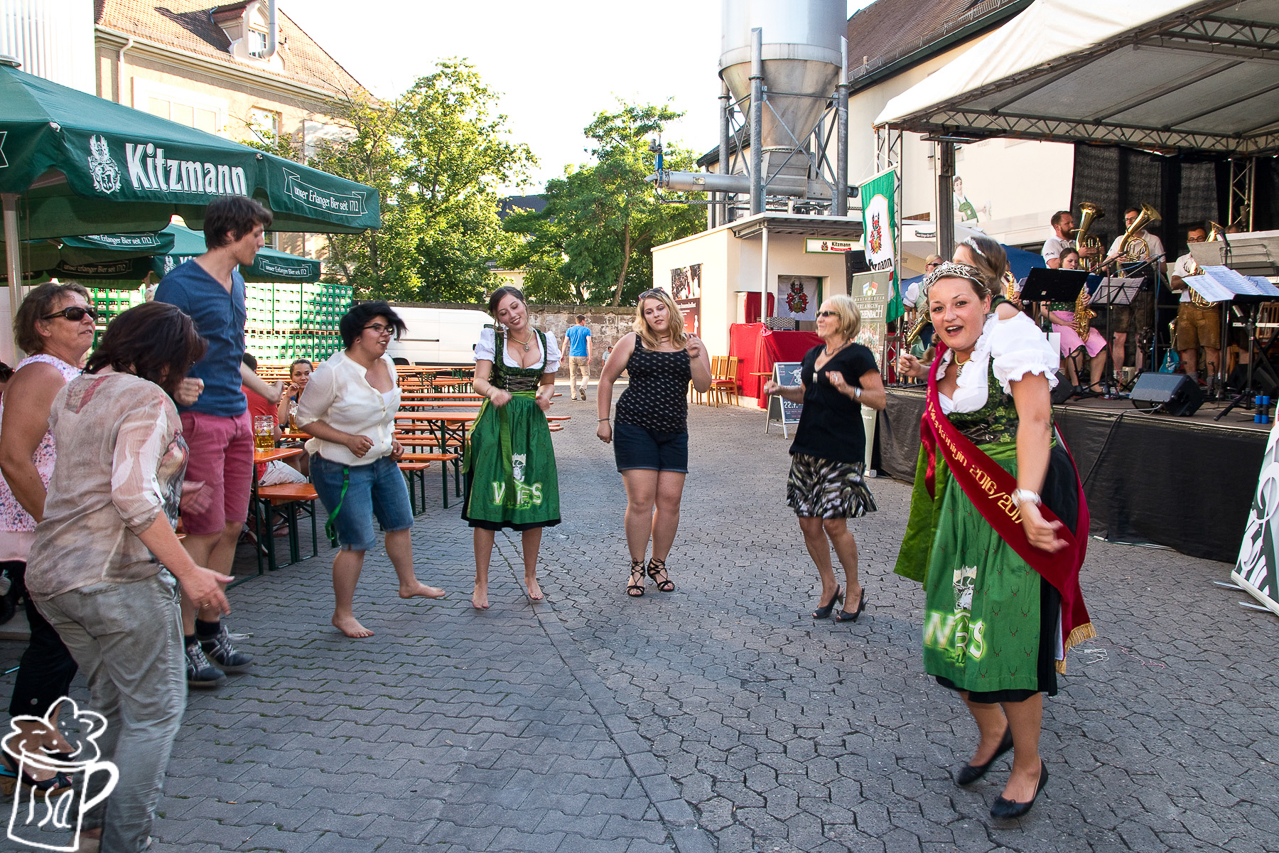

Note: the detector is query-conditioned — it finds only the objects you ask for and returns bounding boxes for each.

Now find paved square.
[3,388,1276,852]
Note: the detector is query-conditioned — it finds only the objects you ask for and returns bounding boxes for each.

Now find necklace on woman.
[954,352,972,378]
[823,339,849,357]
[509,331,533,352]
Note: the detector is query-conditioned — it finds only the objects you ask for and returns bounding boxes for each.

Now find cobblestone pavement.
[2,387,1277,852]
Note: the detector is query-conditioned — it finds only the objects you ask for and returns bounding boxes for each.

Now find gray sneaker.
[185,641,226,689]
[200,625,253,673]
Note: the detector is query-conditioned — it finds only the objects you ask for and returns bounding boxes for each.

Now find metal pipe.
[936,142,956,260]
[116,37,133,103]
[761,225,770,321]
[264,0,278,59]
[836,36,849,217]
[719,80,732,226]
[649,170,829,198]
[749,27,763,216]
[3,193,23,364]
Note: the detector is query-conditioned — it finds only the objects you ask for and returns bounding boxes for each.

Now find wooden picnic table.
[253,446,303,465]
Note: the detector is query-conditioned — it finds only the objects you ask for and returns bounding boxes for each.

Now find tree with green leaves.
[306,61,535,302]
[504,100,705,306]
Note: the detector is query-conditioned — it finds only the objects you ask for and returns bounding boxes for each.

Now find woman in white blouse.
[297,302,445,638]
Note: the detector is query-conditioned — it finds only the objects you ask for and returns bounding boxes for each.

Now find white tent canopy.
[874,0,1279,156]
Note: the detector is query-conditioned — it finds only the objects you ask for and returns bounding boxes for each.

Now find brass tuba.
[1187,221,1227,308]
[1074,202,1105,272]
[1119,203,1161,260]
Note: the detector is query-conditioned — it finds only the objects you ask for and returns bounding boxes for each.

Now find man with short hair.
[1170,224,1221,389]
[155,196,281,689]
[561,314,592,401]
[1042,211,1075,269]
[1105,206,1166,376]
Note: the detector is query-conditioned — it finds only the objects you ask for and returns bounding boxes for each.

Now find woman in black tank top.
[596,290,712,598]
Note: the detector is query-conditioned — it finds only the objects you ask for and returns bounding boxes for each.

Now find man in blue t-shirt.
[561,314,592,401]
[155,196,282,689]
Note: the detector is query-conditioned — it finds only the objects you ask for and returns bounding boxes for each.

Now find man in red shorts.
[155,197,282,688]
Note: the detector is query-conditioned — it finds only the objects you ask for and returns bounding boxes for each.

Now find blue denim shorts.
[613,421,689,473]
[309,453,413,551]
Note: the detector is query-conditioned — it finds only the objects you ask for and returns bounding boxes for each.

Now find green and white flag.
[858,168,904,323]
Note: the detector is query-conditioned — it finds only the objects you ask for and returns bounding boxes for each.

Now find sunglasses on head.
[41,306,97,322]
[638,290,664,301]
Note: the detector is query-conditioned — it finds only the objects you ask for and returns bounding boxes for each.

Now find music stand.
[1193,265,1279,420]
[1093,275,1142,394]
[1018,267,1088,304]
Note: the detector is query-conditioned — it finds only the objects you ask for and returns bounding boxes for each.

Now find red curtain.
[728,323,822,407]
[741,292,776,324]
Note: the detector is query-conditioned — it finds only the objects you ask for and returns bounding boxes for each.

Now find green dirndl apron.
[894,368,1046,695]
[461,329,561,529]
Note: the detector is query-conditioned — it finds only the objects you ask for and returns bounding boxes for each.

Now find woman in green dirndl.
[895,263,1094,820]
[465,287,561,609]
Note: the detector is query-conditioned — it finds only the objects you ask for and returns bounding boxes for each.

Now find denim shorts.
[613,421,689,473]
[309,453,413,551]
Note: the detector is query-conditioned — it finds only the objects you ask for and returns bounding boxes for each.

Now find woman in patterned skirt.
[465,286,561,609]
[894,262,1093,819]
[764,295,885,622]
[596,289,711,596]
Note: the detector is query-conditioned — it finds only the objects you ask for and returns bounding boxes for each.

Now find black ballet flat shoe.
[955,727,1014,786]
[834,588,866,623]
[812,585,842,619]
[990,761,1048,819]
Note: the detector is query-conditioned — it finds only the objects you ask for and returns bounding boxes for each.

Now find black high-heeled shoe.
[626,559,646,597]
[990,761,1048,819]
[834,588,866,623]
[1,750,72,793]
[955,726,1014,785]
[646,557,674,592]
[812,585,842,619]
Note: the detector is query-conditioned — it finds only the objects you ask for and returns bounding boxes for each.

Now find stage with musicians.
[875,386,1269,565]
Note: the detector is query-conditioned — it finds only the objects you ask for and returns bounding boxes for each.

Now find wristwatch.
[853,386,862,399]
[1010,489,1041,508]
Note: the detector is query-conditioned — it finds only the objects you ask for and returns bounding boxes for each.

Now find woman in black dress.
[764,295,885,621]
[596,289,712,596]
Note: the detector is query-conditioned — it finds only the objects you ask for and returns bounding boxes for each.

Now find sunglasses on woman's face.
[41,306,97,322]
[817,310,839,318]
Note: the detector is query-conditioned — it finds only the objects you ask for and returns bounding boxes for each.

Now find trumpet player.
[1105,206,1166,375]
[1170,224,1220,389]
[1040,249,1108,394]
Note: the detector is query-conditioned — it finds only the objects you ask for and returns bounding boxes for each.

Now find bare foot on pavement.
[400,582,446,600]
[333,614,374,638]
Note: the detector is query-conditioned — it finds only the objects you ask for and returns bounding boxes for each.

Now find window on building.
[248,108,281,144]
[134,80,227,135]
[247,29,269,58]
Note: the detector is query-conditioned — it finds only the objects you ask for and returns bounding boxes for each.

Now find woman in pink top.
[0,283,95,791]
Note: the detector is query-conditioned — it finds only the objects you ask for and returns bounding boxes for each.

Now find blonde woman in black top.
[597,289,712,597]
[764,295,886,621]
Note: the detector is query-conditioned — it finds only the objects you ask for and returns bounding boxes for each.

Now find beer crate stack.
[87,280,353,363]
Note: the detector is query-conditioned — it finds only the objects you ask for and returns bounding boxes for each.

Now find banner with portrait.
[858,168,904,323]
[670,264,702,300]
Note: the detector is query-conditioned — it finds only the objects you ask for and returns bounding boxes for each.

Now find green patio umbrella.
[0,230,174,282]
[154,224,320,283]
[0,57,378,341]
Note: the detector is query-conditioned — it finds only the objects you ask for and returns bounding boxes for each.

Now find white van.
[385,306,491,367]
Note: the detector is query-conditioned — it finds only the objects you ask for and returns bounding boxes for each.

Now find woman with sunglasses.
[597,289,711,596]
[298,302,446,638]
[465,286,561,609]
[764,295,885,622]
[0,283,97,792]
[894,262,1092,819]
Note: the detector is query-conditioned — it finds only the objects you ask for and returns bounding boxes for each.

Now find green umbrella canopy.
[155,224,320,283]
[0,62,380,239]
[0,230,174,281]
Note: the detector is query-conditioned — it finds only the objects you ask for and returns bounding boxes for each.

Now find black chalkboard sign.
[765,361,804,437]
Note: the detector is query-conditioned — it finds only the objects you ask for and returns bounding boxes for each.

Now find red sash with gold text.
[921,342,1093,651]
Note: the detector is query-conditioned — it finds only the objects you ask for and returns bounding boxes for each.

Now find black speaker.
[1051,370,1075,405]
[1130,372,1203,416]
